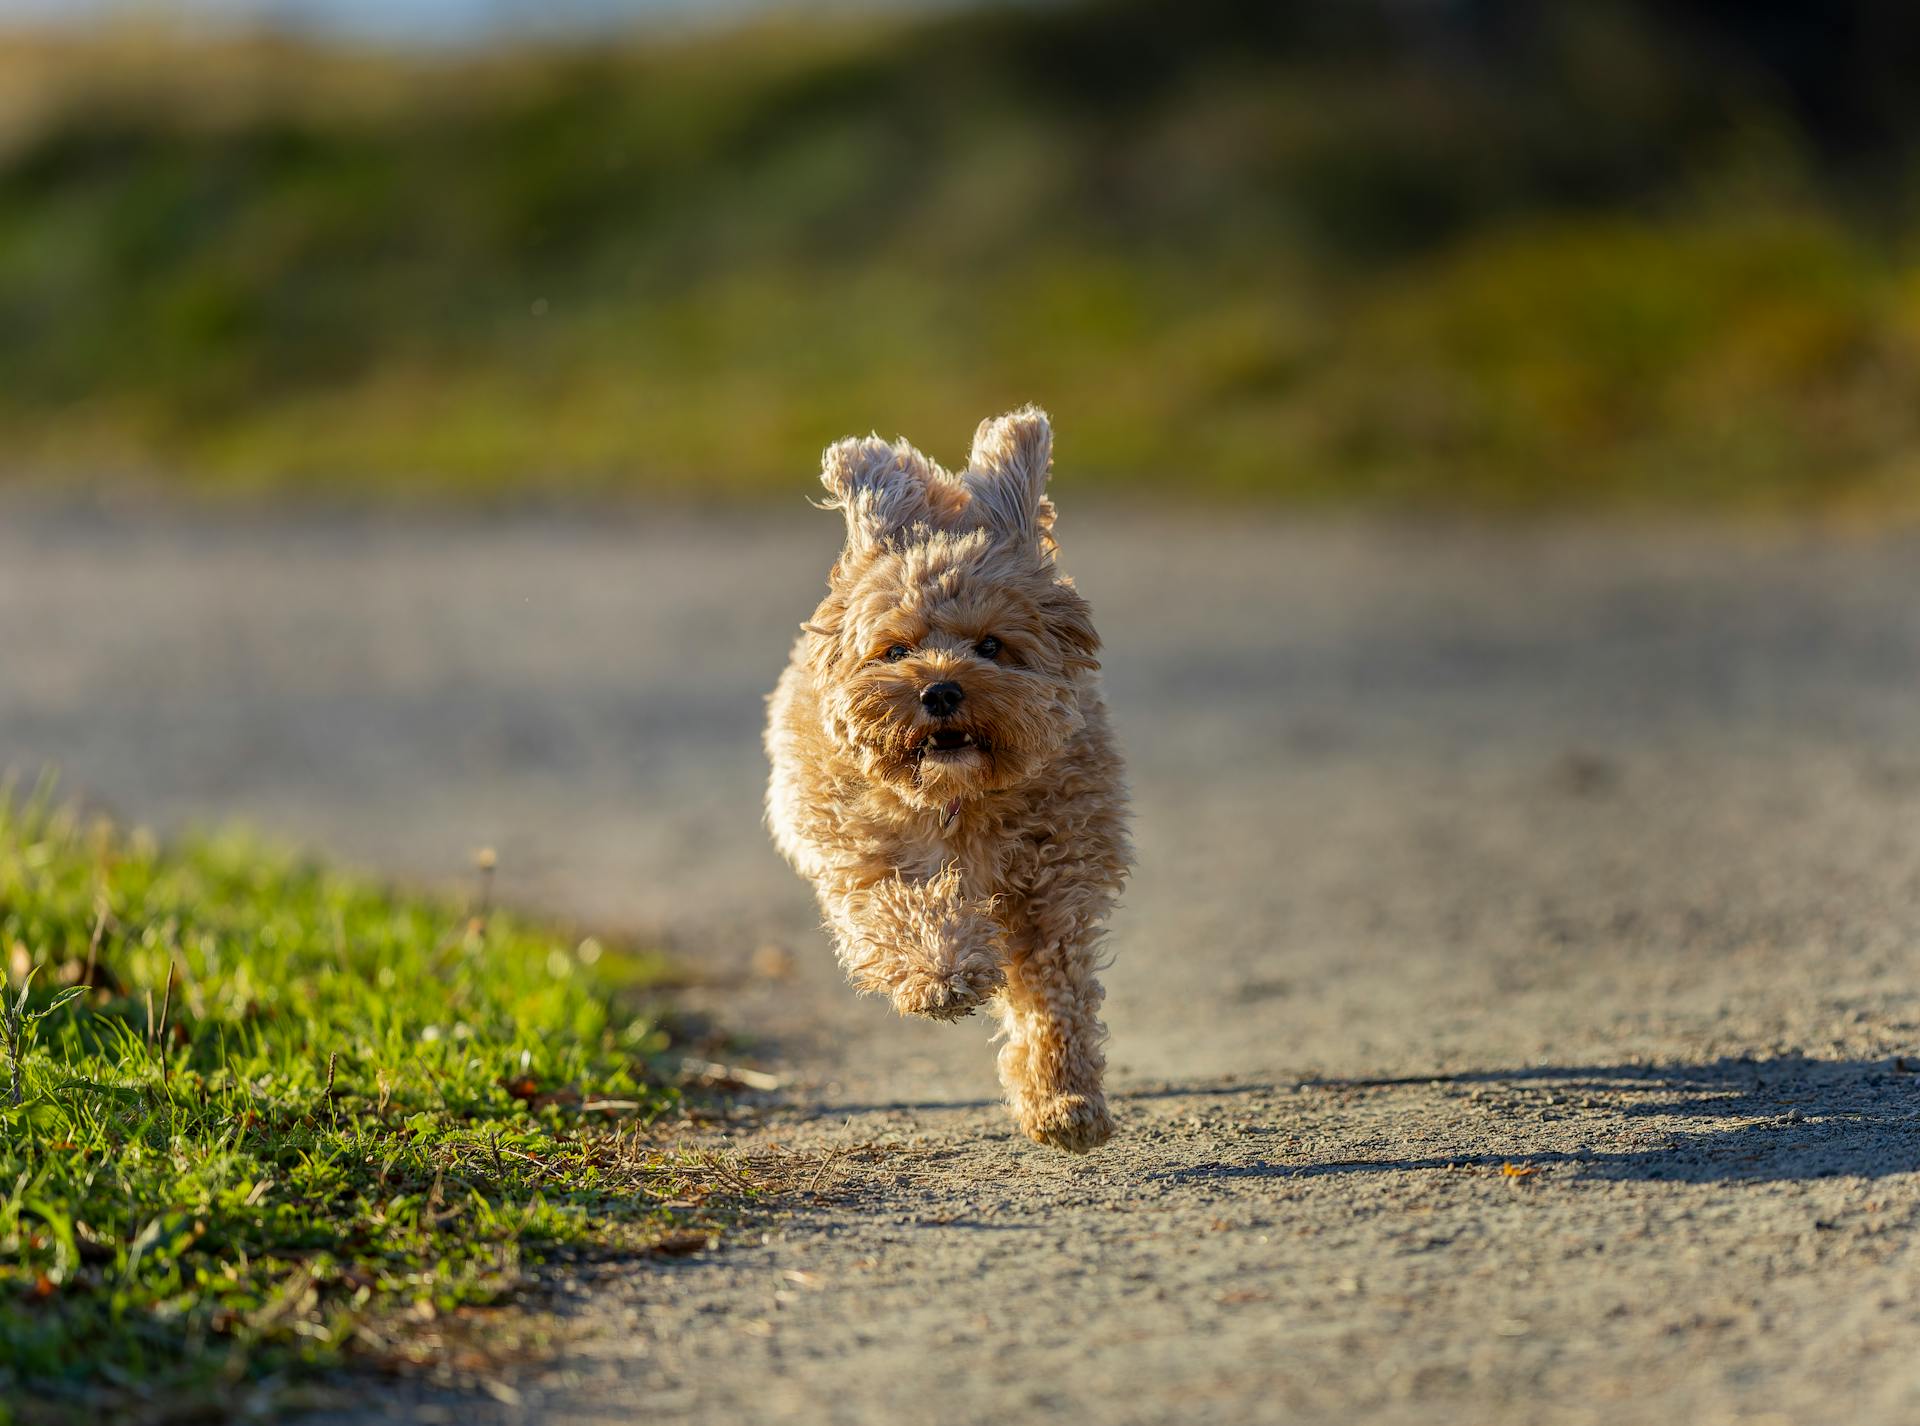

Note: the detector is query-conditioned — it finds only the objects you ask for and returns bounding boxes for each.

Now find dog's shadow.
[1150,1054,1920,1186]
[809,1055,1920,1185]
[809,1078,1271,1118]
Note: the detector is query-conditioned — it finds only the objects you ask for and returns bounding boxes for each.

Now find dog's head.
[801,406,1100,808]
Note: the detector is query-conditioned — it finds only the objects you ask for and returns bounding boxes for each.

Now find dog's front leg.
[827,866,1006,1021]
[995,919,1114,1152]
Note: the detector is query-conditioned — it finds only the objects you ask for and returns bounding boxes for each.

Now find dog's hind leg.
[995,913,1114,1152]
[826,867,1006,1021]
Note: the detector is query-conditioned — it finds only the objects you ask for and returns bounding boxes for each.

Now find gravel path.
[4,508,1919,1425]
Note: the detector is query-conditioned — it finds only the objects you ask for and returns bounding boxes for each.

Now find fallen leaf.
[1218,1288,1271,1305]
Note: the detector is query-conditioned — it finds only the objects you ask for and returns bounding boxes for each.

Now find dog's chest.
[895,812,1004,886]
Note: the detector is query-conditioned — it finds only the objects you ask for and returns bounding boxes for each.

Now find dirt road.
[4,508,1919,1424]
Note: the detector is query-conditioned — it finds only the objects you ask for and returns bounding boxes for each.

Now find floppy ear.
[964,405,1057,552]
[1042,577,1101,674]
[819,435,941,551]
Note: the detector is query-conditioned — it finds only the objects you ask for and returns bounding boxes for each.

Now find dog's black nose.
[921,681,965,717]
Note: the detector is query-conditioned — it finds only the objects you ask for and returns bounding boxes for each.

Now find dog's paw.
[890,957,1004,1022]
[1017,1091,1115,1153]
[846,868,1006,1021]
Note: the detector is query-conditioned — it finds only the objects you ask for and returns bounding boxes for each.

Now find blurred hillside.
[5,0,1920,508]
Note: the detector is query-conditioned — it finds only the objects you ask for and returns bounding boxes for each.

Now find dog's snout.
[921,681,965,718]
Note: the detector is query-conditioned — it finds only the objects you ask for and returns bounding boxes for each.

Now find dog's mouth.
[914,727,992,759]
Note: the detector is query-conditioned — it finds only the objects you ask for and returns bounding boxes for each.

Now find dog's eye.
[882,644,911,662]
[975,636,1002,659]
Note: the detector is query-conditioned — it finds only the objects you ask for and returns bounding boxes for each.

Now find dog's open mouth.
[915,727,991,759]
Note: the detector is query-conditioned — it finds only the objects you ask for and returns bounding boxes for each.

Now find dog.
[764,406,1131,1152]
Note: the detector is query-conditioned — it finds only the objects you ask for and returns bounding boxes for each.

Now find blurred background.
[5,0,1920,512]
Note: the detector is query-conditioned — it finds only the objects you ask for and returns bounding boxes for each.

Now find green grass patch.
[0,793,739,1422]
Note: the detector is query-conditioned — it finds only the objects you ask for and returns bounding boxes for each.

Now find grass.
[4,2,1920,512]
[0,790,756,1422]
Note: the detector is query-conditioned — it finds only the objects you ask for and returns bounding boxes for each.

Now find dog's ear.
[963,405,1058,554]
[819,435,940,551]
[1043,577,1101,674]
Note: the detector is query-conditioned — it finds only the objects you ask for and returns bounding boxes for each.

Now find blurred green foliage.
[3,0,1920,509]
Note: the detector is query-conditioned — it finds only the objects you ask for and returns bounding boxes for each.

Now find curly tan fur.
[765,406,1131,1152]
